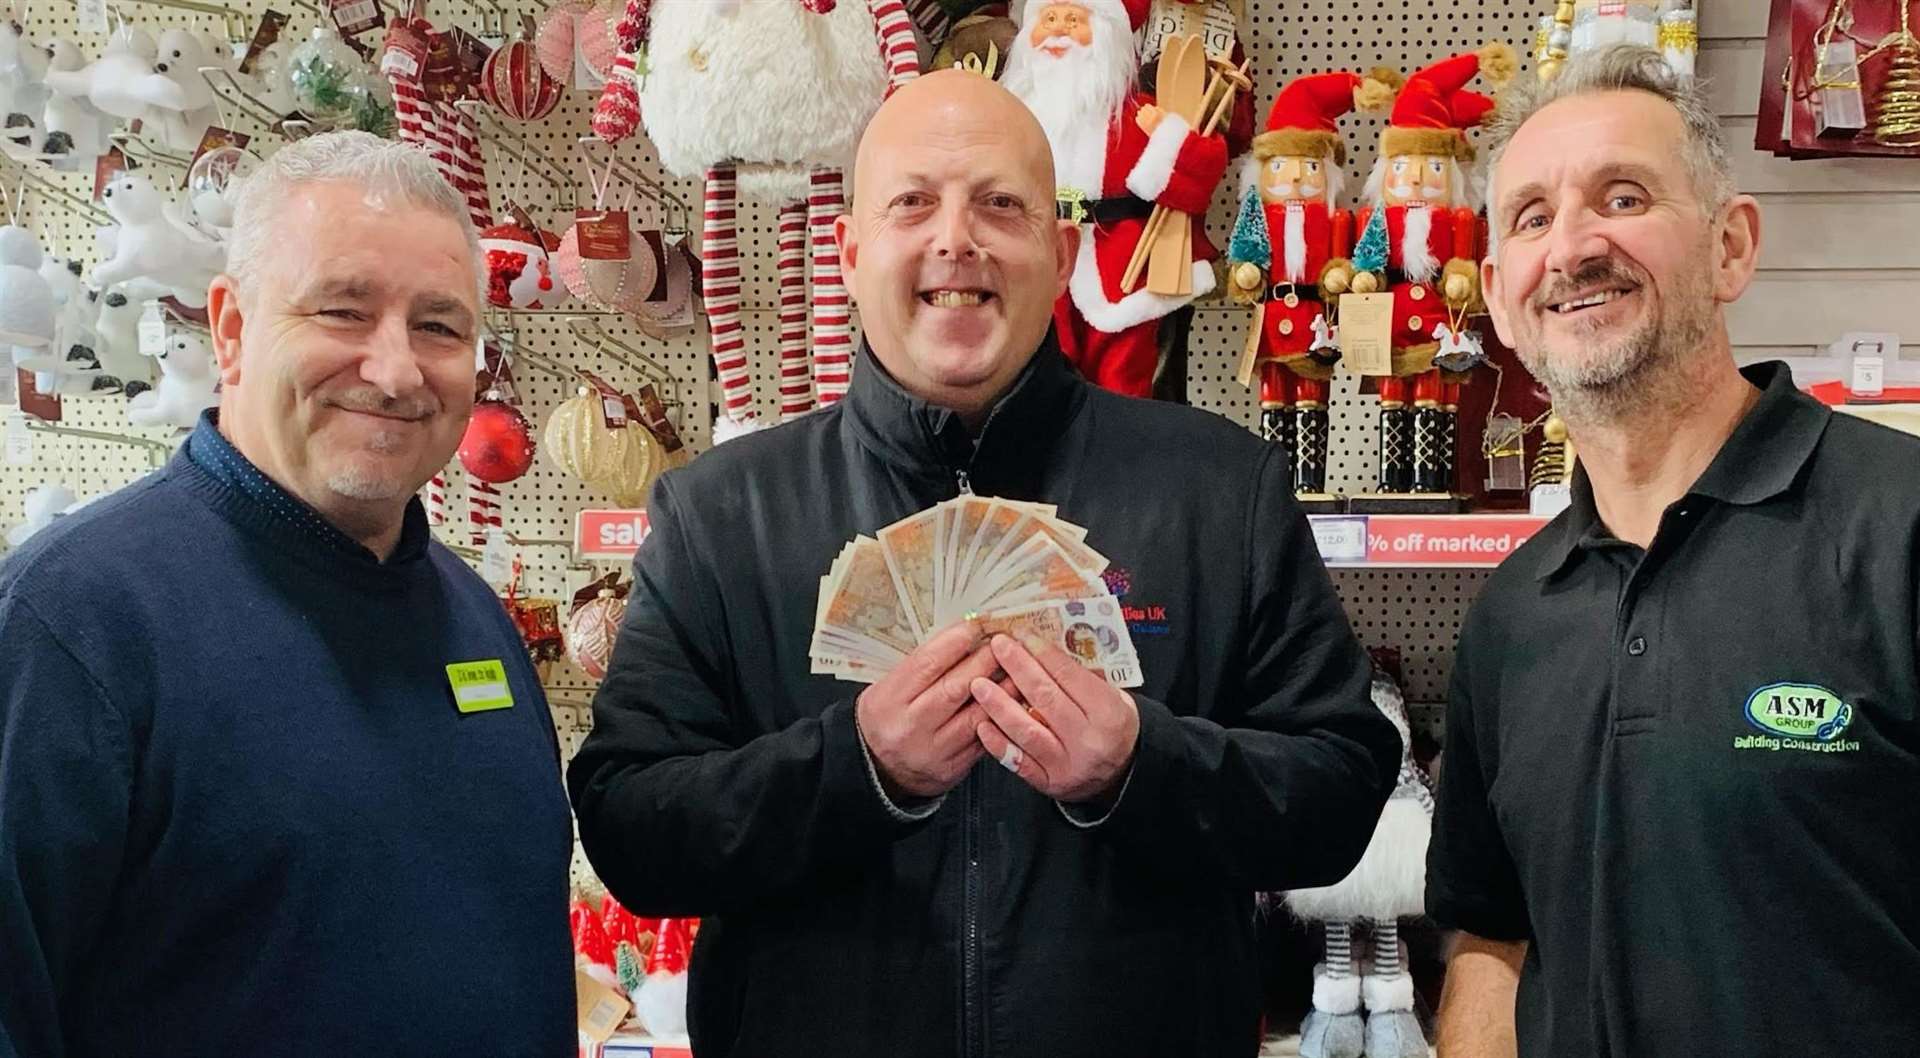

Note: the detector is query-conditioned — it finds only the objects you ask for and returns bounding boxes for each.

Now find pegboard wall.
[0,0,1568,772]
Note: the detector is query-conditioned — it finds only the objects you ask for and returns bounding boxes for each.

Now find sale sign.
[1308,514,1549,568]
[575,509,651,561]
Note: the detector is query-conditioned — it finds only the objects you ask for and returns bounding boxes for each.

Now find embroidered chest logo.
[1734,682,1859,753]
[1102,566,1172,637]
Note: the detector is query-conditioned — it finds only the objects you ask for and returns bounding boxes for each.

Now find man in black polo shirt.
[1426,46,1920,1057]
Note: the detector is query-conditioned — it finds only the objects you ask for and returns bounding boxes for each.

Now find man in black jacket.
[569,69,1400,1058]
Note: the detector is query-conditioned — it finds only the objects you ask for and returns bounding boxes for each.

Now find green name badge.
[446,659,514,713]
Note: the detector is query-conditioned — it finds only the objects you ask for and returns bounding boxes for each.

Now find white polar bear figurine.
[91,172,225,308]
[127,330,216,429]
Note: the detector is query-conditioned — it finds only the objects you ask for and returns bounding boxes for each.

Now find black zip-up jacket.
[569,337,1400,1058]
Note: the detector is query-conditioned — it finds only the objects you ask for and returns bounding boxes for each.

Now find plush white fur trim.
[1284,798,1432,921]
[1313,967,1362,1015]
[737,163,818,205]
[1067,234,1214,333]
[639,0,886,189]
[710,411,768,445]
[1363,969,1415,1014]
[633,970,689,1036]
[1124,110,1192,203]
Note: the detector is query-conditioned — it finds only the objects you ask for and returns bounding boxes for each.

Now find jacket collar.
[841,331,1089,489]
[1534,360,1830,580]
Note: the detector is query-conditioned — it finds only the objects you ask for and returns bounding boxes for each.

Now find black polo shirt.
[1427,361,1920,1058]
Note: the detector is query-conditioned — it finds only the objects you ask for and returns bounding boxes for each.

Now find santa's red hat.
[1016,0,1150,35]
[647,917,696,976]
[1375,43,1517,161]
[1252,72,1367,166]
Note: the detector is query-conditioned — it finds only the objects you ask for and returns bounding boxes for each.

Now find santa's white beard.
[1282,204,1308,283]
[1400,204,1438,283]
[1001,24,1137,196]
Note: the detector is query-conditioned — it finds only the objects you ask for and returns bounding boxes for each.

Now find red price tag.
[575,210,631,261]
[577,370,629,429]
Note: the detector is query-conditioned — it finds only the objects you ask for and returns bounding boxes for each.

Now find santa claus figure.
[1225,71,1377,497]
[1001,0,1228,398]
[1352,45,1513,499]
[617,0,919,441]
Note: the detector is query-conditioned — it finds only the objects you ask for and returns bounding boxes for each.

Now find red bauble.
[480,36,563,121]
[459,400,536,483]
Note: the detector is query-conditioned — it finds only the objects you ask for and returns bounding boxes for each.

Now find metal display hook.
[109,129,193,170]
[0,157,112,226]
[24,420,177,468]
[455,100,572,199]
[566,315,674,382]
[80,0,251,41]
[199,66,283,128]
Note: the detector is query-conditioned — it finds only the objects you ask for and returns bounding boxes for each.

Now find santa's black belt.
[1268,283,1325,304]
[1058,196,1156,225]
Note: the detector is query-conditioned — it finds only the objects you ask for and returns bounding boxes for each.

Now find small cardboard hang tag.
[1336,292,1394,376]
[574,210,630,261]
[577,369,628,429]
[240,10,290,74]
[632,383,685,453]
[330,0,386,40]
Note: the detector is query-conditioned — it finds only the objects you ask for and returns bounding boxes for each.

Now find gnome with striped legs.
[597,0,919,442]
[1284,662,1434,1058]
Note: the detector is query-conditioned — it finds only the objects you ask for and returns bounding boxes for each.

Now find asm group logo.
[1102,566,1171,637]
[1733,682,1861,754]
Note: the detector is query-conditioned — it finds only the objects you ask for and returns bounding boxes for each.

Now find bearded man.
[1428,47,1920,1058]
[1000,0,1228,397]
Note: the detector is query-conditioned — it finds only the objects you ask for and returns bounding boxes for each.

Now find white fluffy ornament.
[38,39,110,169]
[0,16,51,156]
[0,255,54,386]
[43,26,192,122]
[126,330,216,429]
[145,29,219,152]
[91,171,225,307]
[5,483,79,549]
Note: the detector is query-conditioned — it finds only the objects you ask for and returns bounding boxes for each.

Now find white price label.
[77,0,108,33]
[1851,356,1885,397]
[1530,483,1573,519]
[479,529,514,586]
[1310,516,1368,565]
[5,415,31,465]
[138,302,168,357]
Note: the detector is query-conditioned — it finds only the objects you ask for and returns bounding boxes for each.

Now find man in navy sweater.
[0,132,575,1055]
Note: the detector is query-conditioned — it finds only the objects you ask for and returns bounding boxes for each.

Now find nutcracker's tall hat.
[1016,0,1151,34]
[1252,71,1372,165]
[1377,43,1517,161]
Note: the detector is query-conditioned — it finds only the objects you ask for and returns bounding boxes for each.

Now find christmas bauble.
[565,589,627,680]
[534,0,595,82]
[480,222,564,310]
[481,36,562,121]
[458,399,536,482]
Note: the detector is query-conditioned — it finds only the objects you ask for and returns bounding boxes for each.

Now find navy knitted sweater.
[0,414,574,1057]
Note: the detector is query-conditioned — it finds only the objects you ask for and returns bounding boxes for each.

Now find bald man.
[570,71,1398,1058]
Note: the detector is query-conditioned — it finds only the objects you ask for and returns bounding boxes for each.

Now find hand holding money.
[812,496,1142,690]
[970,633,1140,806]
[853,622,999,801]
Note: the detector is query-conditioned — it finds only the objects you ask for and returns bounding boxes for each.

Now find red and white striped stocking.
[467,477,503,546]
[776,201,813,421]
[808,168,853,407]
[702,166,756,428]
[900,0,949,52]
[423,470,448,526]
[867,0,920,94]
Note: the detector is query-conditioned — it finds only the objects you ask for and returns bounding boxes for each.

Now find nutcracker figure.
[1001,0,1230,398]
[1349,45,1514,509]
[1224,71,1377,503]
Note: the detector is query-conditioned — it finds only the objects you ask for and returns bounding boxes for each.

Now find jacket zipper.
[955,462,982,1056]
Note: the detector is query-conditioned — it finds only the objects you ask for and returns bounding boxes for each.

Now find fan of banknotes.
[812,496,1143,687]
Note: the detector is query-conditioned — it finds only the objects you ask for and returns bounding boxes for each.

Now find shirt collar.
[185,409,432,565]
[1534,361,1829,581]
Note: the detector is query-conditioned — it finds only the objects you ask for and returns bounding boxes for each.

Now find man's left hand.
[970,634,1139,805]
